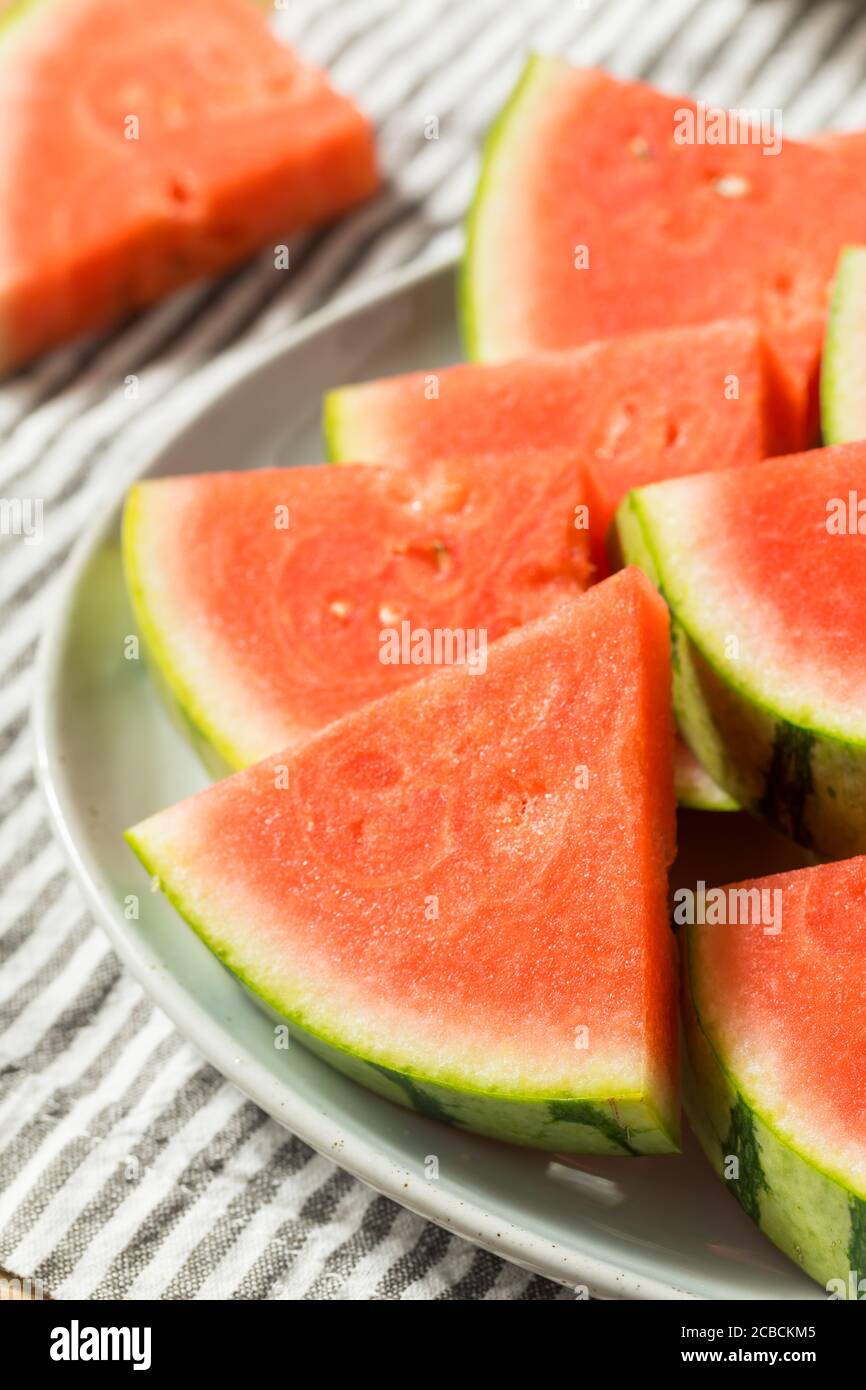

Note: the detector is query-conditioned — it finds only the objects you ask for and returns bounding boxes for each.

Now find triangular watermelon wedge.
[324,319,799,567]
[682,856,866,1291]
[126,569,680,1154]
[463,56,866,442]
[616,441,866,857]
[0,0,379,370]
[123,453,591,773]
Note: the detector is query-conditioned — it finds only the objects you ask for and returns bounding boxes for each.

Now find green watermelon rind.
[616,488,866,857]
[675,744,739,813]
[682,929,866,1292]
[125,823,679,1156]
[0,0,53,45]
[459,52,564,362]
[821,245,866,446]
[677,780,739,814]
[122,485,242,779]
[321,388,345,462]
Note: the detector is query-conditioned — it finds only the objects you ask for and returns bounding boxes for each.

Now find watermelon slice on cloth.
[617,442,866,857]
[683,856,866,1291]
[325,318,798,566]
[126,569,680,1154]
[0,0,379,370]
[463,56,866,443]
[122,454,592,773]
[821,246,866,445]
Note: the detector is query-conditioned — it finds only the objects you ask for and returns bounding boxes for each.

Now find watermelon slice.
[616,442,866,857]
[683,856,866,1291]
[122,454,591,773]
[126,569,680,1154]
[821,247,866,445]
[462,56,866,442]
[0,0,379,370]
[324,318,797,565]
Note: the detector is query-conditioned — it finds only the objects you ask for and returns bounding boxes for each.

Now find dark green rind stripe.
[334,1045,677,1155]
[548,1099,639,1156]
[366,1065,657,1154]
[368,1061,453,1125]
[757,723,816,849]
[721,1094,769,1223]
[848,1195,866,1284]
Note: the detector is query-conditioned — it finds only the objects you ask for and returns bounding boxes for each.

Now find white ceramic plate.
[35,254,820,1301]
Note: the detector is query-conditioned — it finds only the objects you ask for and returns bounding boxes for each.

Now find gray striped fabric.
[0,0,862,1300]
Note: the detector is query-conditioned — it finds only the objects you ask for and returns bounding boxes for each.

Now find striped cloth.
[0,0,863,1301]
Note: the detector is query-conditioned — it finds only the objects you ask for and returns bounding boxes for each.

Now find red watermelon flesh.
[0,0,379,370]
[123,453,591,771]
[325,319,798,568]
[126,569,680,1153]
[463,57,866,443]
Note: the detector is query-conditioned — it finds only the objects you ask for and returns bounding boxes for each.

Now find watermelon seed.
[433,541,452,573]
[628,135,651,159]
[328,599,351,620]
[713,174,751,199]
[595,400,637,457]
[379,601,404,625]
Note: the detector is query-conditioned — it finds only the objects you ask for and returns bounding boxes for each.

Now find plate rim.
[33,251,701,1302]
